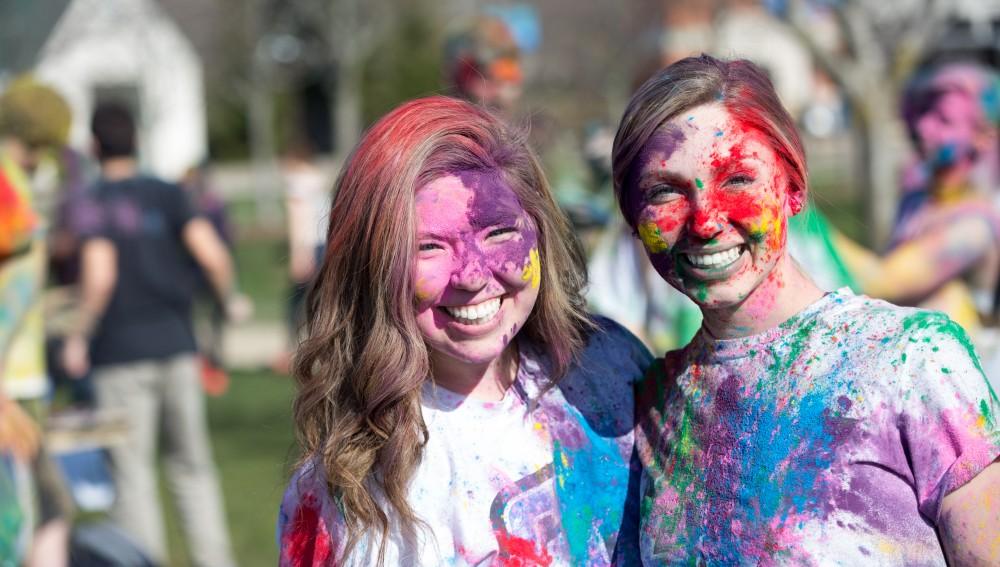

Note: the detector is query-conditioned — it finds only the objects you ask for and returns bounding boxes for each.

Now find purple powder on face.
[459,169,524,229]
[623,126,687,223]
[454,169,538,272]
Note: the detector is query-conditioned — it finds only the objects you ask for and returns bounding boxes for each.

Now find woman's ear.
[787,181,806,216]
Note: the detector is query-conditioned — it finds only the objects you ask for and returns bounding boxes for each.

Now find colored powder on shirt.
[494,530,553,566]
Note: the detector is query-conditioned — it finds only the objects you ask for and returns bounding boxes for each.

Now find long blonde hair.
[292,96,591,561]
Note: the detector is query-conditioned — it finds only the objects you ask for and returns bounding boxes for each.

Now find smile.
[440,297,502,325]
[683,246,743,269]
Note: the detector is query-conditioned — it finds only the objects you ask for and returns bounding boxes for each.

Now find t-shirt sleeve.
[277,462,344,567]
[895,312,1000,523]
[591,315,655,383]
[74,193,110,241]
[555,316,654,440]
[164,182,197,234]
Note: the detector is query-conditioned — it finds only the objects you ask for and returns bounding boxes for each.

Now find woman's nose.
[450,254,491,290]
[689,205,724,240]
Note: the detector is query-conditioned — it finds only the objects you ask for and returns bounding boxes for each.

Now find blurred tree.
[361,2,443,126]
[323,0,396,158]
[530,0,663,125]
[782,0,949,247]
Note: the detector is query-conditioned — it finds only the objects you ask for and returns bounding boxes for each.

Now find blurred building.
[0,0,206,181]
[658,0,841,131]
[930,0,1000,66]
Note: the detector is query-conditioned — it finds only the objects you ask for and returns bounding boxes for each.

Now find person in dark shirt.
[61,103,237,567]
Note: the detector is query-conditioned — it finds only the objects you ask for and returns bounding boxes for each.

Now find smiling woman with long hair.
[277,96,650,566]
[614,54,1000,565]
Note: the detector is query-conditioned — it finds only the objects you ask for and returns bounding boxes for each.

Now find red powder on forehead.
[725,104,802,193]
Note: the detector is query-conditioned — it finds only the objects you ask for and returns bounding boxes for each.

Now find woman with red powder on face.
[613,55,999,565]
[276,96,651,566]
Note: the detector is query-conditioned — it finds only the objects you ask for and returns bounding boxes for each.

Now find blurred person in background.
[443,14,523,115]
[0,76,76,567]
[0,129,36,564]
[833,62,1000,388]
[61,102,237,567]
[181,162,248,394]
[273,140,328,375]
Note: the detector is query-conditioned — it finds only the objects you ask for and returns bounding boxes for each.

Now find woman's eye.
[647,185,682,204]
[487,227,517,239]
[418,242,443,252]
[725,174,754,187]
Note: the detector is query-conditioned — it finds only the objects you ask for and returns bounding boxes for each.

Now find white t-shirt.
[278,318,651,566]
[633,289,1000,566]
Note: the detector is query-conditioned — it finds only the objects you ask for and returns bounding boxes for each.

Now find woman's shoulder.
[821,291,966,344]
[816,292,992,402]
[561,315,654,391]
[581,315,655,368]
[535,315,653,437]
[806,289,928,341]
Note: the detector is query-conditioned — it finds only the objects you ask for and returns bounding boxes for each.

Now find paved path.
[219,320,288,371]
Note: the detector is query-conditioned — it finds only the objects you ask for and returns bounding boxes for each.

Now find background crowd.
[2,0,1000,565]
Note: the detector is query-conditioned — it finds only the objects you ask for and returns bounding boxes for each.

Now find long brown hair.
[612,54,808,228]
[292,96,590,561]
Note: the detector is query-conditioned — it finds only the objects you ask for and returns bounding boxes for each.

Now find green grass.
[233,234,290,323]
[162,369,298,567]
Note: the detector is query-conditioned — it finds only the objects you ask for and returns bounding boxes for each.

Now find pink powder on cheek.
[741,268,784,318]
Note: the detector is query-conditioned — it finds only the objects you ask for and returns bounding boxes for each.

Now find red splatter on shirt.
[494,530,553,566]
[281,493,335,567]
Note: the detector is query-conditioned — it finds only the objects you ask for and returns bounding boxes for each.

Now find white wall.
[34,0,206,181]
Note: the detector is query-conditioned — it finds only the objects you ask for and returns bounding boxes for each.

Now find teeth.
[685,247,741,268]
[442,298,502,324]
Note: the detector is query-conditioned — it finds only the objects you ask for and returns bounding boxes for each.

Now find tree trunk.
[247,69,281,228]
[334,59,363,161]
[247,0,280,228]
[855,90,901,250]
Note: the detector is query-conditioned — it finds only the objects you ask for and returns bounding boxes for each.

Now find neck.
[101,156,137,181]
[701,254,824,339]
[429,345,519,402]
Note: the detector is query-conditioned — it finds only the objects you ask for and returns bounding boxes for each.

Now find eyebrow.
[636,170,691,188]
[469,208,521,230]
[416,230,451,241]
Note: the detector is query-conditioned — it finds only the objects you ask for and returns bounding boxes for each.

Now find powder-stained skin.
[627,105,790,311]
[412,172,540,365]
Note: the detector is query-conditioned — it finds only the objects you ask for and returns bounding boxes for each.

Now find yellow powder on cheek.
[414,277,434,302]
[521,248,542,289]
[746,204,785,249]
[638,221,670,254]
